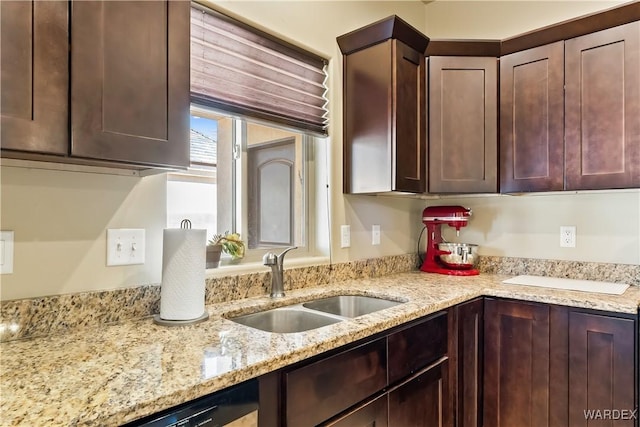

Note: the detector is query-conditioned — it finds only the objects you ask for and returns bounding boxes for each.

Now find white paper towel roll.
[160,228,206,321]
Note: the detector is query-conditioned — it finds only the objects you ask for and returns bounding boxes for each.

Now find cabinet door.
[323,395,388,427]
[343,38,425,194]
[453,298,483,427]
[394,40,427,194]
[484,299,550,427]
[388,359,451,427]
[500,42,564,193]
[428,56,497,193]
[568,311,636,426]
[0,1,68,154]
[71,1,189,168]
[565,22,640,190]
[343,40,393,194]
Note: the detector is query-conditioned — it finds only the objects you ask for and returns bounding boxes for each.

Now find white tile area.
[503,275,629,295]
[0,231,14,274]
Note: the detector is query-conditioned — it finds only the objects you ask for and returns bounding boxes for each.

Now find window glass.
[245,122,305,249]
[167,107,311,263]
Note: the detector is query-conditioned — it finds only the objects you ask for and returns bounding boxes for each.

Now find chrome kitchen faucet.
[263,246,297,298]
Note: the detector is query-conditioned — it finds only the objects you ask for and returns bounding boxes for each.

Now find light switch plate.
[107,229,145,266]
[0,231,14,274]
[340,225,350,248]
[372,225,381,245]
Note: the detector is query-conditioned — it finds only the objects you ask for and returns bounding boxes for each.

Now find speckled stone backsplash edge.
[1,254,638,342]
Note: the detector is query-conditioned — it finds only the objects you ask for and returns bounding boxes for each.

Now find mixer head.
[422,205,472,231]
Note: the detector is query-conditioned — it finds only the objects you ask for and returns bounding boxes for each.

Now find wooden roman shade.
[190,4,329,135]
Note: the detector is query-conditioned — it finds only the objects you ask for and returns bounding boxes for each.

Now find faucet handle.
[276,246,298,264]
[263,246,297,267]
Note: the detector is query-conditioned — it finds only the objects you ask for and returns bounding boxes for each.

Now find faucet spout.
[263,246,297,298]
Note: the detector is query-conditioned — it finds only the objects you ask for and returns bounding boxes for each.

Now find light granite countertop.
[1,272,639,426]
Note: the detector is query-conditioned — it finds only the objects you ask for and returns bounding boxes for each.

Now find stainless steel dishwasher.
[123,379,258,427]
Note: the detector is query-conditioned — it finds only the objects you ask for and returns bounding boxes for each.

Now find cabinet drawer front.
[388,359,449,427]
[286,338,387,427]
[322,394,388,427]
[388,311,447,384]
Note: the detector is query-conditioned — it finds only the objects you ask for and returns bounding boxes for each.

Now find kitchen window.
[168,4,328,264]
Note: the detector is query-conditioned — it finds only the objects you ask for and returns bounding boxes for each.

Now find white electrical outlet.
[0,231,14,274]
[107,229,145,266]
[372,225,381,245]
[560,226,576,248]
[340,225,351,248]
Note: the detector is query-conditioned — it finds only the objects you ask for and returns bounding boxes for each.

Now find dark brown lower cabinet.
[285,338,387,427]
[483,298,553,427]
[323,395,388,427]
[452,298,483,427]
[388,359,450,427]
[483,298,637,427]
[281,311,450,427]
[262,299,636,427]
[568,311,636,427]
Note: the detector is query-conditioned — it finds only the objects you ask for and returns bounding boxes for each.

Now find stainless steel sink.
[229,307,342,333]
[227,294,404,333]
[302,295,401,318]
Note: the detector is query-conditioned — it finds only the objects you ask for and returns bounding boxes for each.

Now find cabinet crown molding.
[337,15,430,55]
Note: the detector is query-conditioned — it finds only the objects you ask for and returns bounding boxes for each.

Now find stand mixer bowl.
[437,243,478,269]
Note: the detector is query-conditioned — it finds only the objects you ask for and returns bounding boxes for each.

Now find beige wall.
[0,165,166,300]
[424,1,626,39]
[1,0,638,301]
[438,191,640,265]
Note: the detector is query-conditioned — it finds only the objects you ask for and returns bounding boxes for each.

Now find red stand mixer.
[420,205,479,276]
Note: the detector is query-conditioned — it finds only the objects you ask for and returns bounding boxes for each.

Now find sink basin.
[302,295,401,318]
[229,307,342,333]
[227,294,404,333]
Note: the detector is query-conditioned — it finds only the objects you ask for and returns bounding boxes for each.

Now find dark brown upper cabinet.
[0,1,68,155]
[564,21,640,190]
[428,56,497,193]
[338,16,429,194]
[1,1,190,170]
[499,42,564,193]
[71,1,189,168]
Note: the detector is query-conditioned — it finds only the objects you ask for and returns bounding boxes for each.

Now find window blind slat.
[190,4,328,135]
[191,44,326,97]
[191,75,326,120]
[191,58,326,107]
[192,20,325,84]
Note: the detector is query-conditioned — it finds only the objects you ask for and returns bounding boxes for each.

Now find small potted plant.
[206,232,245,268]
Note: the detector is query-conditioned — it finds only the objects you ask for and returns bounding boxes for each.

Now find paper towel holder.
[153,218,210,327]
[153,312,209,327]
